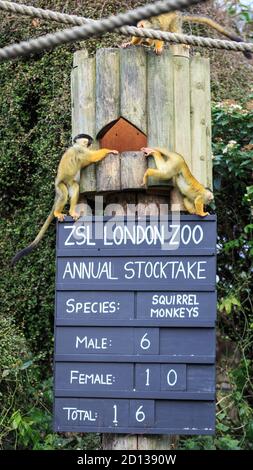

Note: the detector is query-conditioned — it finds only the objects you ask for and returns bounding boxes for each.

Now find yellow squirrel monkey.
[122,11,252,59]
[11,134,119,265]
[142,147,214,217]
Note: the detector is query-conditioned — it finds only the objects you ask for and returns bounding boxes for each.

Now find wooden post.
[147,49,174,187]
[71,46,213,451]
[170,45,191,210]
[120,48,147,133]
[72,50,97,193]
[190,56,209,186]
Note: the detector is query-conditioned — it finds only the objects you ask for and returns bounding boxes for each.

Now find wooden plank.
[120,47,147,133]
[204,59,213,189]
[104,192,137,216]
[170,44,190,58]
[71,50,95,140]
[73,49,88,68]
[173,47,191,166]
[71,51,97,193]
[121,151,147,190]
[147,50,174,187]
[147,50,174,149]
[96,48,120,135]
[137,193,169,217]
[172,46,191,210]
[71,67,79,136]
[102,434,137,450]
[96,152,121,192]
[104,431,177,450]
[95,48,120,194]
[190,56,208,186]
[138,435,175,450]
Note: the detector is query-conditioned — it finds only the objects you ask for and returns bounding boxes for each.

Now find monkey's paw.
[70,211,80,221]
[55,213,65,222]
[121,42,131,48]
[199,212,209,217]
[141,147,154,156]
[155,48,163,55]
[110,150,119,155]
[141,180,148,189]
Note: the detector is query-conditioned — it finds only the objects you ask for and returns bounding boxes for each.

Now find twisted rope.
[0,0,205,26]
[0,0,205,60]
[0,0,252,60]
[0,0,93,25]
[124,26,253,54]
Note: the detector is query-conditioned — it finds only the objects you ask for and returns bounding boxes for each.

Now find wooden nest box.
[71,47,212,205]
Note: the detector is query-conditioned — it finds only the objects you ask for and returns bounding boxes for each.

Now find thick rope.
[0,0,252,60]
[124,26,253,54]
[0,0,93,25]
[0,0,206,60]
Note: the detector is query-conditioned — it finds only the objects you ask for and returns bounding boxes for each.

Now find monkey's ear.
[87,136,94,147]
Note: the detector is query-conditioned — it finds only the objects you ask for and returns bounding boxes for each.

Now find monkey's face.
[76,137,91,148]
[205,190,214,204]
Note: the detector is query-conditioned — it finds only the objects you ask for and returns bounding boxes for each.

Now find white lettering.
[63,407,97,422]
[65,299,118,315]
[63,262,118,280]
[75,336,108,350]
[123,261,207,280]
[150,306,199,318]
[70,371,114,385]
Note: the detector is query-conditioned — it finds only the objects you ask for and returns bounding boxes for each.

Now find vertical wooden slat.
[147,50,174,149]
[96,48,120,134]
[173,47,191,166]
[72,49,96,138]
[171,46,191,210]
[120,47,147,134]
[96,48,120,191]
[104,192,137,217]
[102,434,137,450]
[204,59,213,189]
[121,151,147,190]
[72,50,89,137]
[147,49,174,187]
[96,153,121,192]
[137,193,169,217]
[72,50,97,193]
[137,435,175,450]
[190,56,208,186]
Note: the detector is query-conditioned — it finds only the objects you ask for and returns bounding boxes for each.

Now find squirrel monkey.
[141,147,213,217]
[11,134,119,265]
[122,12,252,59]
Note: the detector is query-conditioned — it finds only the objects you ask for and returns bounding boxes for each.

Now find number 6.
[140,333,150,350]
[136,405,145,422]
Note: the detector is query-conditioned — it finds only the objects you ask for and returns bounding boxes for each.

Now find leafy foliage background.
[0,0,252,450]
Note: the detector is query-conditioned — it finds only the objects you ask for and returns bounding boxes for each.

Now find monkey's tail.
[11,208,55,266]
[183,15,252,60]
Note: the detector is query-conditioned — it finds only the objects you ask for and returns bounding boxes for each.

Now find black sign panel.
[57,216,216,256]
[54,399,215,434]
[54,215,216,434]
[56,291,216,326]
